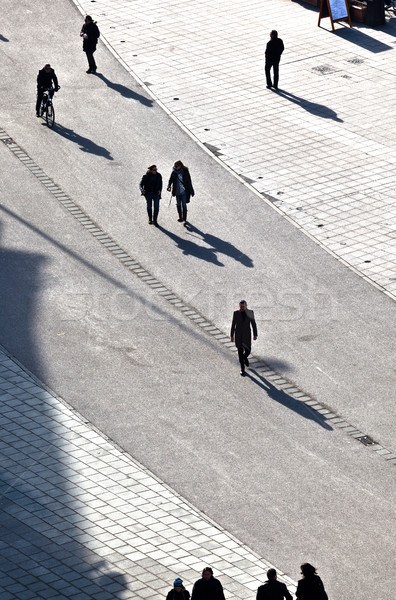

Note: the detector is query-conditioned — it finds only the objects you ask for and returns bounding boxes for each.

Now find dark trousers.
[145,193,160,221]
[36,88,54,114]
[265,59,280,88]
[237,346,250,369]
[85,50,97,72]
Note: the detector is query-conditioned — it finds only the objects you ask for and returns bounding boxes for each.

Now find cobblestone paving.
[0,348,296,599]
[72,0,396,299]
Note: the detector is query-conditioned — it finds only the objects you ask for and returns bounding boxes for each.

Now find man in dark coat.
[265,30,284,89]
[257,569,293,600]
[191,567,225,600]
[139,164,162,226]
[36,64,59,117]
[230,300,258,376]
[80,15,100,74]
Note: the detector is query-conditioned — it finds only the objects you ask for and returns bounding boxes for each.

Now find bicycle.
[39,86,60,128]
[385,0,396,11]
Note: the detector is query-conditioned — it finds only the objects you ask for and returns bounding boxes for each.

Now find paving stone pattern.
[0,348,297,599]
[72,0,396,299]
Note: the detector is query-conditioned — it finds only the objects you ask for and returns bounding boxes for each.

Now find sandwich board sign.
[318,0,352,30]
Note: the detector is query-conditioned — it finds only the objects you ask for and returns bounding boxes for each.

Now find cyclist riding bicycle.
[36,64,59,117]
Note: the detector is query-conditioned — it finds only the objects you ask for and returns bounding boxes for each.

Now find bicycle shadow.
[275,89,343,122]
[54,123,113,160]
[96,73,153,106]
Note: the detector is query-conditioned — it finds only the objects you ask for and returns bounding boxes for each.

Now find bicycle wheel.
[46,104,55,128]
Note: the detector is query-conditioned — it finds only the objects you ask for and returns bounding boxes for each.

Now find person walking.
[265,30,284,90]
[230,300,258,376]
[167,160,195,226]
[191,567,225,600]
[36,64,59,117]
[166,578,190,600]
[140,164,162,226]
[296,563,328,600]
[257,569,293,600]
[80,15,100,74]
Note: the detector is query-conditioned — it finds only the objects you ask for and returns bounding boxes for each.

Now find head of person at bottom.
[174,577,184,590]
[300,563,317,578]
[202,567,213,580]
[267,568,277,580]
[270,30,278,39]
[239,300,247,311]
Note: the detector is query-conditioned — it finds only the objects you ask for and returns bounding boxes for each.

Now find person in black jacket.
[191,567,225,600]
[166,577,190,600]
[257,569,293,600]
[296,563,328,600]
[36,64,59,117]
[80,15,100,74]
[167,160,195,226]
[265,30,284,90]
[140,164,163,226]
[230,300,258,376]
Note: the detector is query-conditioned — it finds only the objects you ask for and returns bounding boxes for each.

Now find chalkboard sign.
[318,0,352,30]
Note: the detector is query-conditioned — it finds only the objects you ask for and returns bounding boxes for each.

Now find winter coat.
[166,589,191,600]
[37,68,58,90]
[230,309,257,350]
[191,577,225,600]
[296,575,328,600]
[257,579,293,600]
[265,38,284,62]
[81,21,100,52]
[167,167,195,201]
[140,171,163,195]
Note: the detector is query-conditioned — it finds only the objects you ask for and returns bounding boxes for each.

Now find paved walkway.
[0,347,296,599]
[72,0,396,300]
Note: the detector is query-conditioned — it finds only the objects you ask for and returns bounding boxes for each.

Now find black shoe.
[177,217,183,222]
[86,69,92,74]
[148,219,153,225]
[36,113,40,117]
[240,369,245,376]
[153,220,159,227]
[244,357,249,367]
[91,70,97,74]
[266,85,272,89]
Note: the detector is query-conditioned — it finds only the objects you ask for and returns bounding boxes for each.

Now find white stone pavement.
[0,347,296,600]
[72,0,396,300]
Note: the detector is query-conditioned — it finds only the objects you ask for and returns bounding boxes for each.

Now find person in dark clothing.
[296,563,328,600]
[265,30,284,89]
[230,300,258,376]
[140,164,163,226]
[167,160,195,226]
[36,64,59,117]
[80,15,100,74]
[166,577,190,600]
[191,567,225,600]
[257,569,293,600]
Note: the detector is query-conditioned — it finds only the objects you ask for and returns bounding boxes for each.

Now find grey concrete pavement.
[0,127,395,600]
[0,1,395,599]
[71,0,396,299]
[1,0,395,450]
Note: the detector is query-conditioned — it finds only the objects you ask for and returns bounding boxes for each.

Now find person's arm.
[280,40,284,56]
[256,586,263,600]
[230,312,236,341]
[251,311,258,339]
[184,170,194,196]
[139,174,146,194]
[94,24,100,39]
[217,580,225,600]
[282,583,293,600]
[52,71,59,90]
[167,172,173,193]
[158,173,162,197]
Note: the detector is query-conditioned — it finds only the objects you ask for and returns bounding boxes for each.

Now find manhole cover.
[347,57,364,64]
[312,65,337,75]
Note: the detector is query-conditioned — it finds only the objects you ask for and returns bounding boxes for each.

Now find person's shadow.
[275,89,343,122]
[185,223,254,267]
[54,123,113,160]
[246,369,333,430]
[158,225,224,266]
[96,73,153,106]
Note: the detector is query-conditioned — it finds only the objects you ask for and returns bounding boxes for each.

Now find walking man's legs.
[237,347,245,373]
[86,51,97,73]
[176,196,183,221]
[146,194,153,224]
[273,61,280,89]
[153,194,160,226]
[265,61,272,88]
[36,90,44,115]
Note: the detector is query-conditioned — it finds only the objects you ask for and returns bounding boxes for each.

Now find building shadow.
[96,73,154,106]
[334,25,393,52]
[53,123,113,160]
[158,225,225,265]
[275,89,343,122]
[0,34,9,42]
[246,369,333,430]
[185,223,254,267]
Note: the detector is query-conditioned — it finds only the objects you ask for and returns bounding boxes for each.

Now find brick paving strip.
[71,0,396,301]
[1,127,395,469]
[0,346,297,599]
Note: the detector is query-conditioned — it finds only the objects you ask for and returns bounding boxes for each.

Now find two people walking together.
[139,161,195,227]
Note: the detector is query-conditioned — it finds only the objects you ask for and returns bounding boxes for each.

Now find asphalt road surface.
[0,1,395,599]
